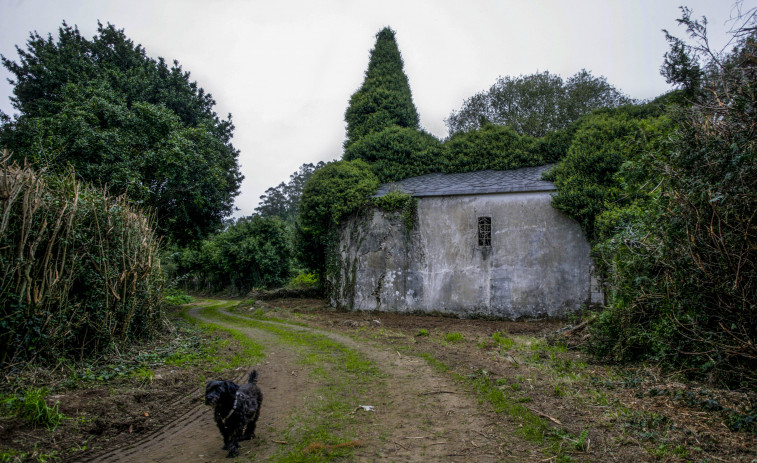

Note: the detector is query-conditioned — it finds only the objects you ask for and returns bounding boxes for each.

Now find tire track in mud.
[83,307,316,462]
[85,303,526,462]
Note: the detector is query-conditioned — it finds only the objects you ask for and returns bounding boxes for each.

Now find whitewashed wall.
[331,191,599,319]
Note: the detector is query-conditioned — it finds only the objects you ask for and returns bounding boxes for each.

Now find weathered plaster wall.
[331,191,597,318]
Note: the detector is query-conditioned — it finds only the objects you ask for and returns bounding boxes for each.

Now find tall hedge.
[0,154,164,366]
[442,123,545,174]
[344,126,443,182]
[344,27,420,149]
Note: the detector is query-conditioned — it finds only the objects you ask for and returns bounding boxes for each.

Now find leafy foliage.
[552,8,757,385]
[0,22,242,245]
[443,123,547,173]
[344,27,419,149]
[547,112,671,240]
[344,126,443,182]
[373,190,417,230]
[661,7,706,97]
[170,215,292,293]
[0,154,164,366]
[372,190,414,211]
[446,70,630,137]
[296,160,379,278]
[255,161,326,223]
[163,287,193,305]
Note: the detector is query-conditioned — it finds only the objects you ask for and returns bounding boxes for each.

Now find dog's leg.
[243,409,259,440]
[226,424,245,458]
[222,428,231,450]
[215,413,230,449]
[226,440,239,458]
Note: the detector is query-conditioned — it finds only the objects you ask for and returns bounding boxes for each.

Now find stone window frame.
[477,216,492,247]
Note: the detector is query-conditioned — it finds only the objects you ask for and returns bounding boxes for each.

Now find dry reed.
[0,151,164,368]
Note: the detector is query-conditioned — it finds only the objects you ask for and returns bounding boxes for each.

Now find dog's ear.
[219,380,239,395]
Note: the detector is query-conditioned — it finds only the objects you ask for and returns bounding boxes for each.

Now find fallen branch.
[560,316,595,336]
[528,407,562,425]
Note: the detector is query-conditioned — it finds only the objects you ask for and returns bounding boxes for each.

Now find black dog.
[205,370,263,458]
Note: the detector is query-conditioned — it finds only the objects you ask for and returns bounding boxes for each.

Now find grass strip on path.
[190,299,385,462]
[179,300,265,373]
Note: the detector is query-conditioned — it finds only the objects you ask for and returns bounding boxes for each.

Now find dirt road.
[87,303,523,462]
[5,297,752,462]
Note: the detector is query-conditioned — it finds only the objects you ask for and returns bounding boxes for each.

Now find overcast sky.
[1,0,754,217]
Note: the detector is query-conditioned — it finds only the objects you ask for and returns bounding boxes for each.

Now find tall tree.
[255,161,326,223]
[296,160,379,279]
[344,27,420,149]
[0,22,243,245]
[446,70,630,137]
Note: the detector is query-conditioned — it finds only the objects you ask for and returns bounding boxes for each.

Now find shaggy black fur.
[205,370,263,458]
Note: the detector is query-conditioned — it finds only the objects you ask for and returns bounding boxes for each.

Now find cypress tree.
[344,27,419,149]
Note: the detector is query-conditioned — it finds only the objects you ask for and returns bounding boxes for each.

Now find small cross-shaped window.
[478,216,491,246]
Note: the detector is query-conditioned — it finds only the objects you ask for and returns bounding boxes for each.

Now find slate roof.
[374,164,556,198]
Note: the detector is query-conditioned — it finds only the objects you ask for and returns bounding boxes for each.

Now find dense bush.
[442,123,545,173]
[344,126,443,182]
[547,112,672,240]
[0,154,164,367]
[296,160,379,279]
[551,9,757,385]
[170,215,292,294]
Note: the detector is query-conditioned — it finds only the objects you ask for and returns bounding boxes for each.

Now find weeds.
[444,332,463,343]
[0,388,64,431]
[492,331,516,350]
[164,287,193,305]
[622,409,670,441]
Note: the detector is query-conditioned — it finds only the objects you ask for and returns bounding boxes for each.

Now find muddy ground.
[1,297,755,462]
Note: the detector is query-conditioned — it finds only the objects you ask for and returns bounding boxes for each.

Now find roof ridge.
[375,164,556,198]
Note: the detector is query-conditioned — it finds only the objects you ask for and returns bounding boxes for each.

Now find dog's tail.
[248,370,258,384]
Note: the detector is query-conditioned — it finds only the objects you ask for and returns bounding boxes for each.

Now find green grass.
[444,331,464,343]
[0,388,64,431]
[492,331,516,350]
[179,302,265,371]
[0,447,58,463]
[164,287,194,305]
[418,349,590,462]
[419,354,550,441]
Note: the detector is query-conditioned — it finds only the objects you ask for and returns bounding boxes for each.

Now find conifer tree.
[344,27,419,148]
